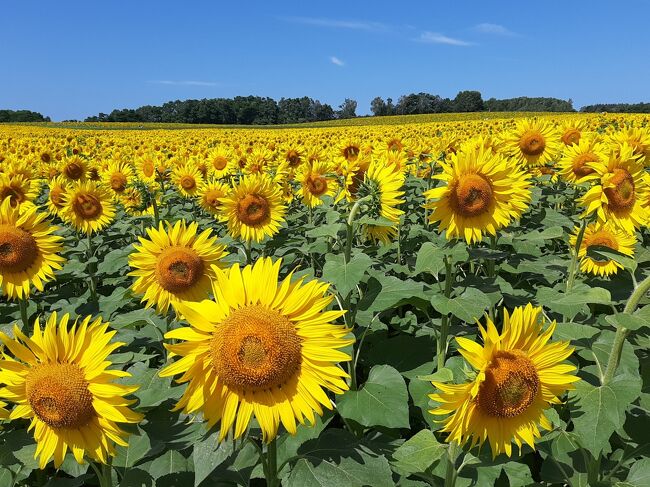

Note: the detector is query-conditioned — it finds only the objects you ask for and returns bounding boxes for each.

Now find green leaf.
[391,429,445,475]
[571,372,642,455]
[114,426,156,468]
[606,312,650,331]
[414,242,446,278]
[337,365,410,428]
[321,252,373,296]
[358,275,428,315]
[536,284,612,319]
[417,368,453,383]
[148,450,191,480]
[515,225,564,242]
[587,245,637,272]
[192,430,233,487]
[431,287,491,323]
[502,461,533,487]
[363,333,435,379]
[626,458,650,487]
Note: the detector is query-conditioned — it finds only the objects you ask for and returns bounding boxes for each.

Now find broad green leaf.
[536,284,612,319]
[626,458,650,487]
[358,275,428,315]
[192,431,233,487]
[414,242,446,278]
[113,426,157,468]
[337,365,410,428]
[430,287,491,323]
[606,312,649,331]
[391,429,445,475]
[148,450,191,480]
[587,245,637,272]
[321,252,372,296]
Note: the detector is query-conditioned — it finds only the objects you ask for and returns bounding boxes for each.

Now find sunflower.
[424,145,531,244]
[357,158,405,244]
[570,222,636,277]
[128,220,227,314]
[502,119,562,167]
[0,313,142,468]
[119,187,154,217]
[557,136,609,184]
[579,143,649,232]
[0,197,65,300]
[101,160,134,197]
[429,303,579,458]
[221,174,286,243]
[45,176,69,216]
[296,160,337,208]
[60,181,116,235]
[0,173,38,210]
[172,162,204,198]
[134,153,158,185]
[60,155,87,182]
[159,257,353,442]
[610,126,650,162]
[207,146,235,179]
[197,179,230,217]
[558,119,586,146]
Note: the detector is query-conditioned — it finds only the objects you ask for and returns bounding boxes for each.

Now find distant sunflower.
[0,197,65,300]
[559,120,586,146]
[207,146,235,179]
[297,161,337,208]
[60,181,116,235]
[160,257,353,442]
[197,179,230,217]
[135,153,158,185]
[502,119,562,167]
[579,143,649,232]
[101,160,134,197]
[557,136,609,184]
[0,313,142,468]
[221,174,286,242]
[128,220,227,314]
[570,222,636,277]
[424,145,531,244]
[172,162,204,198]
[0,173,38,210]
[429,303,579,458]
[60,155,87,182]
[357,158,405,244]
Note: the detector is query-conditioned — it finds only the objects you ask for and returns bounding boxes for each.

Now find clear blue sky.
[3,1,649,121]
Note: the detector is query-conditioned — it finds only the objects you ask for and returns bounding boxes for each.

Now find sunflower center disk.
[50,188,66,208]
[519,130,546,156]
[212,305,302,391]
[212,156,228,170]
[0,225,39,273]
[237,194,271,226]
[156,246,205,293]
[307,176,328,196]
[142,161,155,177]
[588,231,618,251]
[287,152,301,167]
[476,350,539,418]
[26,363,95,429]
[605,168,635,212]
[205,190,223,208]
[572,153,597,178]
[451,173,493,217]
[65,163,84,180]
[343,145,360,161]
[562,129,581,145]
[73,193,103,219]
[180,176,196,190]
[0,186,25,208]
[110,173,127,192]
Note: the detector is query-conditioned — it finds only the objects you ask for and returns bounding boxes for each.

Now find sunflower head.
[61,181,116,235]
[571,222,636,277]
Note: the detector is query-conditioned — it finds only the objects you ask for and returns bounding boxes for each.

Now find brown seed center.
[155,246,205,293]
[0,225,39,273]
[519,130,546,156]
[450,173,493,217]
[604,168,635,213]
[236,194,270,226]
[72,193,103,219]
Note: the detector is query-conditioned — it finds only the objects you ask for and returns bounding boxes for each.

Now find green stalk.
[566,219,587,293]
[265,438,279,487]
[245,239,253,265]
[19,298,29,329]
[444,441,458,487]
[151,192,160,227]
[602,274,650,385]
[437,256,455,371]
[89,462,113,487]
[86,232,98,303]
[344,196,371,264]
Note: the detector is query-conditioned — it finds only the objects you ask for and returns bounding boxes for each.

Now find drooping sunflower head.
[559,119,586,146]
[579,143,649,232]
[160,257,353,442]
[430,303,579,458]
[570,222,636,277]
[609,126,650,162]
[221,174,286,243]
[60,180,116,235]
[0,313,142,468]
[128,219,227,314]
[502,119,562,167]
[424,145,532,244]
[0,197,65,300]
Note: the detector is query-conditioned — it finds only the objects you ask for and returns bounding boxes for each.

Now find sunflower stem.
[344,195,371,264]
[566,218,587,293]
[86,232,98,304]
[265,438,279,487]
[444,441,459,487]
[437,256,455,371]
[19,298,29,330]
[602,274,650,385]
[151,191,160,227]
[245,239,253,265]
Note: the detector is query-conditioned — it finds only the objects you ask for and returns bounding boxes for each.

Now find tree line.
[580,102,650,113]
[0,110,51,122]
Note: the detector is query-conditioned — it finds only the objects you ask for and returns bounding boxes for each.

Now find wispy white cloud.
[416,31,473,46]
[280,16,387,32]
[474,23,516,36]
[330,56,345,67]
[148,80,219,87]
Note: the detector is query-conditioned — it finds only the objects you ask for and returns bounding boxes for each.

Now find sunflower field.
[0,113,648,487]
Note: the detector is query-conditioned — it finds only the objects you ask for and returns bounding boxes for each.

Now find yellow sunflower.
[45,176,69,216]
[296,160,337,208]
[159,257,353,442]
[207,146,236,179]
[357,158,405,244]
[221,174,286,243]
[0,197,65,300]
[128,220,227,314]
[0,173,38,211]
[197,179,230,217]
[610,126,650,163]
[60,181,116,235]
[570,222,636,277]
[502,119,562,167]
[558,119,586,146]
[0,313,142,468]
[429,303,579,458]
[579,143,649,232]
[424,145,532,244]
[557,136,609,184]
[101,160,134,197]
[60,155,87,182]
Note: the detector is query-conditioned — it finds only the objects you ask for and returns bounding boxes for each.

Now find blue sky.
[3,1,649,121]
